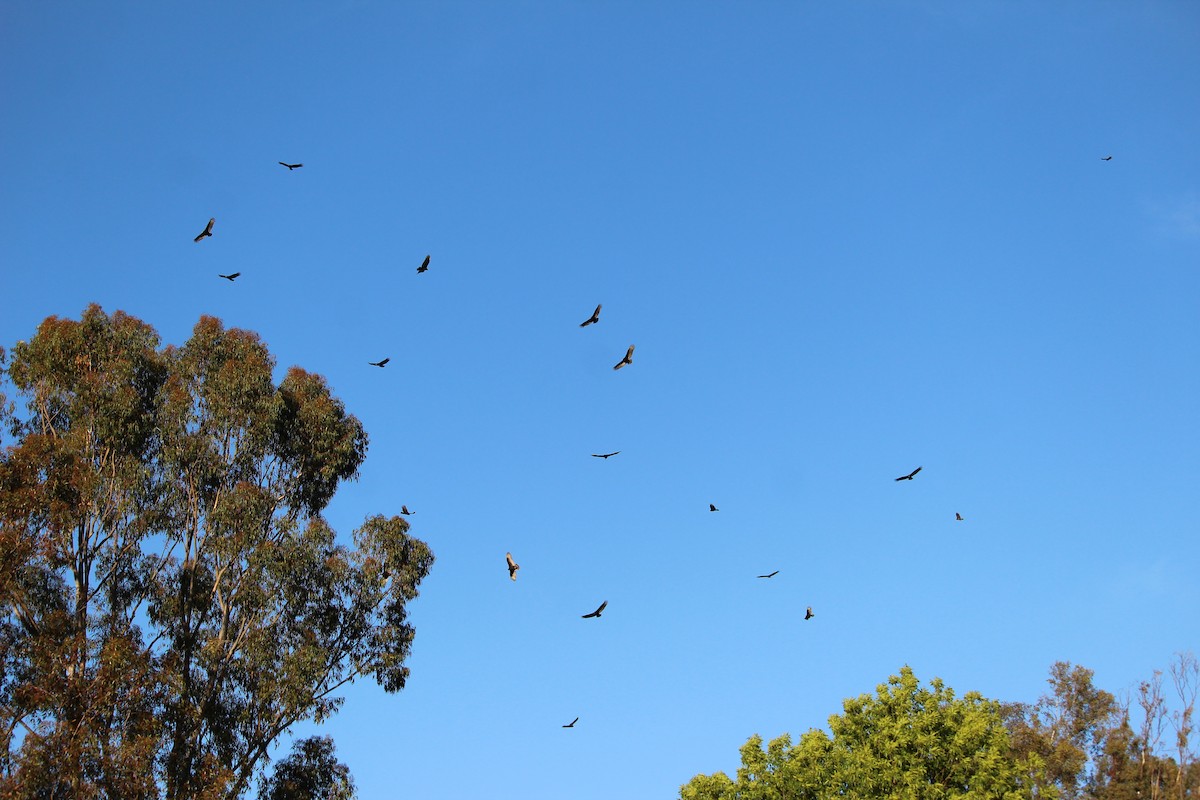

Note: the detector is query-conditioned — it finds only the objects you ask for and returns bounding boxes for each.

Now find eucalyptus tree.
[0,306,433,799]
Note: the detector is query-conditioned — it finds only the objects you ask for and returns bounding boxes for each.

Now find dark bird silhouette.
[194,218,215,242]
[400,505,413,515]
[218,272,240,282]
[506,552,520,581]
[613,345,635,370]
[591,451,620,459]
[758,570,779,579]
[895,466,922,481]
[563,717,579,728]
[709,504,719,512]
[1101,155,1113,161]
[417,255,430,273]
[955,512,964,521]
[580,304,602,327]
[278,162,303,170]
[804,606,814,620]
[581,600,607,619]
[368,358,390,368]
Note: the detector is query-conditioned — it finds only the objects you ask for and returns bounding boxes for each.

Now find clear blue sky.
[2,2,1198,797]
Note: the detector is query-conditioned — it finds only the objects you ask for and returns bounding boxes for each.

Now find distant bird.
[194,218,215,242]
[580,304,602,327]
[400,505,413,515]
[563,717,579,728]
[278,162,303,170]
[709,504,719,512]
[955,512,964,521]
[218,272,241,282]
[804,606,814,620]
[1101,155,1113,161]
[581,600,608,619]
[506,552,520,581]
[613,345,635,370]
[417,255,430,273]
[591,451,620,459]
[895,466,922,481]
[368,358,390,368]
[758,570,779,579]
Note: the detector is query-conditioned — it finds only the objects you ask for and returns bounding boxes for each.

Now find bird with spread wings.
[581,601,607,619]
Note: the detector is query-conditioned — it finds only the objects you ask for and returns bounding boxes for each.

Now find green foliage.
[0,307,433,798]
[680,666,1034,800]
[258,736,355,800]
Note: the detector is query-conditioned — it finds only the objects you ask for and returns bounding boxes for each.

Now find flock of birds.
[186,156,1114,731]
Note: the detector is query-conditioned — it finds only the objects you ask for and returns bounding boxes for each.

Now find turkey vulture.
[278,162,303,170]
[1101,156,1113,161]
[955,512,964,521]
[580,304,602,327]
[563,717,579,728]
[368,358,390,368]
[506,552,520,581]
[218,272,240,282]
[591,451,620,459]
[400,505,413,515]
[895,466,922,481]
[613,345,635,370]
[804,606,814,620]
[194,218,215,242]
[709,504,719,512]
[581,601,607,619]
[758,570,779,579]
[417,255,430,273]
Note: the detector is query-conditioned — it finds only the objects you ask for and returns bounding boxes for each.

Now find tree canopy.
[680,666,1035,800]
[0,306,433,798]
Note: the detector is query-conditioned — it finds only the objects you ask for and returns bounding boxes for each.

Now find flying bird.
[506,552,520,581]
[194,218,215,242]
[580,304,602,327]
[955,513,964,521]
[218,272,240,282]
[709,504,719,512]
[417,255,430,273]
[591,451,620,459]
[804,606,814,620]
[1101,155,1113,161]
[895,466,922,481]
[613,345,635,370]
[581,600,608,619]
[757,570,779,579]
[400,505,413,515]
[563,717,579,728]
[278,162,303,170]
[368,358,390,368]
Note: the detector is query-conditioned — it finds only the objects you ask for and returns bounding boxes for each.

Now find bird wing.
[910,466,922,478]
[229,272,240,279]
[380,358,390,366]
[596,600,607,614]
[278,162,288,167]
[506,552,519,570]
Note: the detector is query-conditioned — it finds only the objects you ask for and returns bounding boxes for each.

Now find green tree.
[0,307,433,798]
[1002,662,1120,800]
[258,736,355,800]
[681,666,1036,800]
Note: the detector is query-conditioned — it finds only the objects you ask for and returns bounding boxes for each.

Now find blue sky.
[2,2,1198,797]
